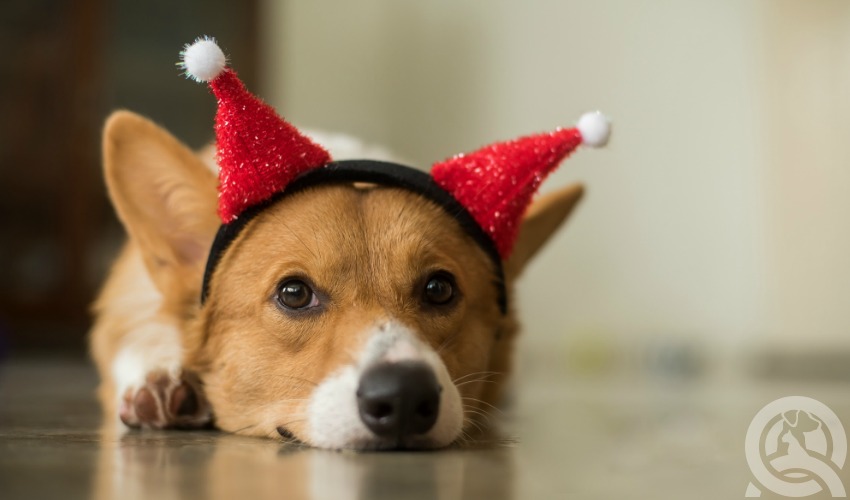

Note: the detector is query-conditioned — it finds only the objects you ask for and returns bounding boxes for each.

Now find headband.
[200,160,508,312]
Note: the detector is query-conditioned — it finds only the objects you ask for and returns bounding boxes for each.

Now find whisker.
[462,403,495,425]
[454,377,498,389]
[462,415,486,435]
[462,396,503,415]
[463,408,491,420]
[463,406,491,421]
[452,371,502,385]
[455,429,475,447]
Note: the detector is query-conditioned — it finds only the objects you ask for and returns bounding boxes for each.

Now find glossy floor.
[1,356,848,499]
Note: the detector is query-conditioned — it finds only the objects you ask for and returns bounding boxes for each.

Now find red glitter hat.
[179,37,331,223]
[432,112,610,258]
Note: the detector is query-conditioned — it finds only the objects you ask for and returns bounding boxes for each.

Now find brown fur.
[90,111,583,444]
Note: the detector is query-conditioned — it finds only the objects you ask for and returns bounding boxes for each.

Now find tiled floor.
[1,355,848,499]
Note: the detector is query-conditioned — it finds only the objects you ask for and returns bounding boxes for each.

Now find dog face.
[187,186,501,448]
[100,111,584,449]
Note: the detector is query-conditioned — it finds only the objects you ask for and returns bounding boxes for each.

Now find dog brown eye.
[277,279,318,310]
[423,273,455,305]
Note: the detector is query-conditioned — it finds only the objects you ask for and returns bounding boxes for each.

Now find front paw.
[119,371,211,430]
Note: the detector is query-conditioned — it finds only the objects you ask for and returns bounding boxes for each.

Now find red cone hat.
[431,112,611,259]
[179,37,331,222]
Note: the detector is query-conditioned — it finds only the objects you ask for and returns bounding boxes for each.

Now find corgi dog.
[89,37,609,450]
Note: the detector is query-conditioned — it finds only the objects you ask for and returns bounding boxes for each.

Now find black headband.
[200,160,508,314]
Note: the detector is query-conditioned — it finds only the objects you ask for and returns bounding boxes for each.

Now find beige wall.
[260,1,850,359]
[759,1,850,352]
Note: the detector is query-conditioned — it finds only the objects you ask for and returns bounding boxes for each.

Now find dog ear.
[506,183,584,279]
[102,110,219,294]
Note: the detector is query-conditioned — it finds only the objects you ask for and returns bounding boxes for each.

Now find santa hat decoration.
[182,36,612,308]
[431,111,610,258]
[179,37,331,222]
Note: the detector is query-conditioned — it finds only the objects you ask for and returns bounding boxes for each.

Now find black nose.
[357,361,441,440]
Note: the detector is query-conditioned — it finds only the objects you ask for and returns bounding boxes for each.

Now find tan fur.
[90,111,583,444]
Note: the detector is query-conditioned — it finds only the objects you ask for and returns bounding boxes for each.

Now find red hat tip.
[181,36,332,223]
[432,113,612,259]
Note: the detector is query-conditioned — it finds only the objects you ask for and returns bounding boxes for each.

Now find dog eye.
[276,279,319,310]
[423,273,455,306]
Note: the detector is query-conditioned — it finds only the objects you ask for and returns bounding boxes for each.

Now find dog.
[89,37,606,450]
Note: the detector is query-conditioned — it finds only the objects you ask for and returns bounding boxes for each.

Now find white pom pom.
[576,111,611,147]
[179,36,226,83]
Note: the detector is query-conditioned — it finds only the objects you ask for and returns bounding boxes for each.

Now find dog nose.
[356,361,441,439]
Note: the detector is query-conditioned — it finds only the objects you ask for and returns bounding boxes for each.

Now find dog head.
[103,110,586,449]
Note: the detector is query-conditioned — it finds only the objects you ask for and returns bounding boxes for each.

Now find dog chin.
[301,322,464,451]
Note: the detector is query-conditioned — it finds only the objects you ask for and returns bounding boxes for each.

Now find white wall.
[758,1,850,352]
[260,1,850,361]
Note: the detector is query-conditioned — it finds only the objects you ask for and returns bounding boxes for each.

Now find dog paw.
[118,371,211,430]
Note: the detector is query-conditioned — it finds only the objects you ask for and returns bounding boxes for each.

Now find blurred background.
[1,0,849,382]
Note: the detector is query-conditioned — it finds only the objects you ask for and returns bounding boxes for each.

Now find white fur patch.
[306,321,463,449]
[111,322,183,420]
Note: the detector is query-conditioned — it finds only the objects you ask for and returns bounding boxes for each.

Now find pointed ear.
[506,183,584,279]
[103,111,219,294]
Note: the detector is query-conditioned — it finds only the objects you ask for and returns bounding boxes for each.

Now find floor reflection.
[308,445,514,500]
[10,357,817,498]
[92,424,515,500]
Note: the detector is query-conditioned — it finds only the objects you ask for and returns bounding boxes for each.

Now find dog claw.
[119,371,211,430]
